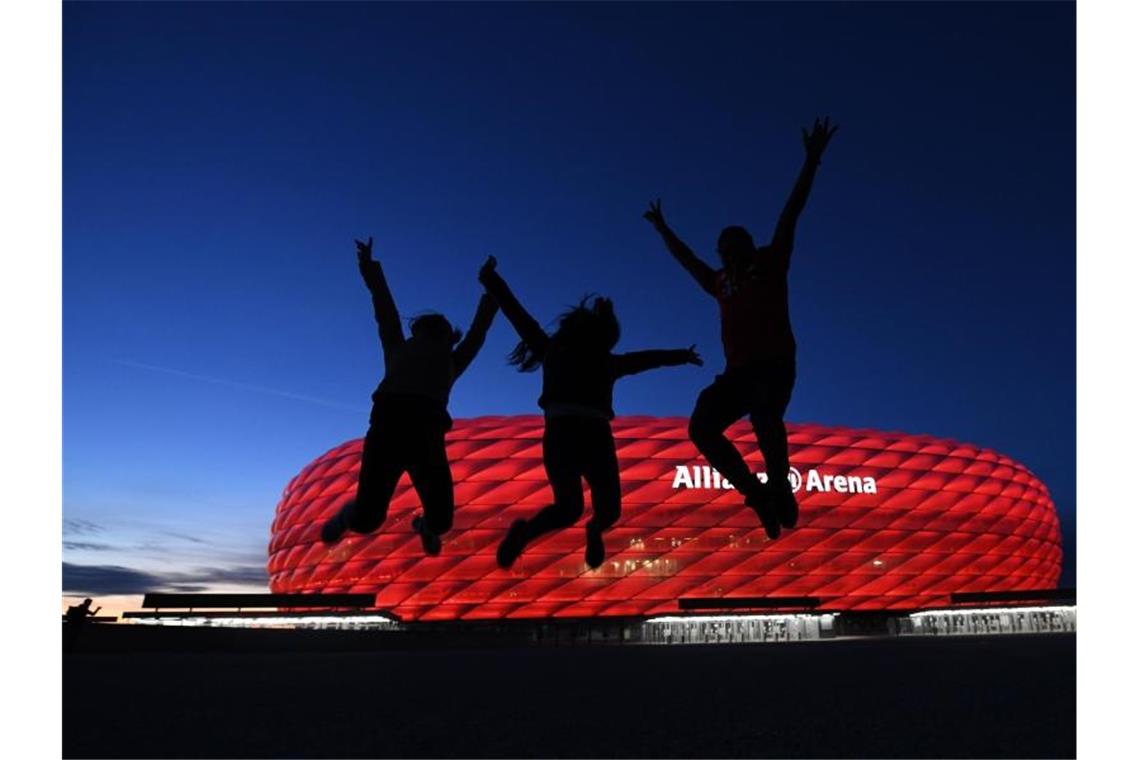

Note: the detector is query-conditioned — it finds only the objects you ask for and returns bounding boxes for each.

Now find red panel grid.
[268,416,1062,621]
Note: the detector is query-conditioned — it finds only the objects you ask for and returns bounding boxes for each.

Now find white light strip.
[645,613,834,625]
[131,615,398,628]
[910,605,1076,618]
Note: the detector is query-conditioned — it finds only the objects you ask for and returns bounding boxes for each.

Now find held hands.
[355,236,374,264]
[802,116,839,162]
[479,255,497,283]
[685,344,703,366]
[643,198,667,231]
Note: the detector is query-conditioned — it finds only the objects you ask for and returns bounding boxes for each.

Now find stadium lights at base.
[131,615,399,629]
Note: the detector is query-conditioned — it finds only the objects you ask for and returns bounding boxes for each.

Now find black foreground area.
[64,630,1074,758]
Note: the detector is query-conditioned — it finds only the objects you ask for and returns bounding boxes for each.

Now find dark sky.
[63,1,1075,588]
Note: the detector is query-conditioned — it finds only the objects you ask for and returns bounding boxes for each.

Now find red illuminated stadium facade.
[268,416,1061,622]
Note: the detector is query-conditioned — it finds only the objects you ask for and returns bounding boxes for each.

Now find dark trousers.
[522,416,621,543]
[688,358,796,498]
[348,395,454,536]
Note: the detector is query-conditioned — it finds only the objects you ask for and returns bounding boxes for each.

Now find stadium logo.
[671,464,877,494]
[787,466,803,492]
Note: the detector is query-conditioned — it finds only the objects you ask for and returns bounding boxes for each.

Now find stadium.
[267,416,1062,624]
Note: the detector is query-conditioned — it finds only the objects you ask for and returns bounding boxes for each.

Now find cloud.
[180,565,272,586]
[161,531,210,545]
[63,563,160,595]
[63,519,105,536]
[63,541,115,552]
[114,359,364,412]
[63,562,270,595]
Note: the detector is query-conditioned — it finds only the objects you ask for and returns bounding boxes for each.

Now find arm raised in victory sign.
[356,236,405,355]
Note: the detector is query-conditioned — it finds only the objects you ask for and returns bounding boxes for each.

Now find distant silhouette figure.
[644,117,838,539]
[479,256,702,569]
[66,598,102,623]
[321,237,499,555]
[64,598,102,651]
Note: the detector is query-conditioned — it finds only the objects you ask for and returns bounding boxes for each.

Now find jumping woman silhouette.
[479,256,702,569]
[321,237,498,555]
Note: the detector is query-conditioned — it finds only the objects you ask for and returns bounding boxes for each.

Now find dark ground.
[63,629,1074,758]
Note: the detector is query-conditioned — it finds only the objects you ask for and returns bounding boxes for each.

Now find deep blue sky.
[63,1,1075,595]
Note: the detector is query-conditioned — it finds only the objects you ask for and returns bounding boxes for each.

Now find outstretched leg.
[689,375,759,497]
[689,372,781,538]
[497,489,584,569]
[350,425,406,532]
[407,431,455,556]
[322,424,404,543]
[749,359,798,528]
[497,418,586,568]
[583,421,621,569]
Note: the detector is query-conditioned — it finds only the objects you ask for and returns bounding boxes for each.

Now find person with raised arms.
[644,117,838,539]
[321,237,499,555]
[479,256,702,569]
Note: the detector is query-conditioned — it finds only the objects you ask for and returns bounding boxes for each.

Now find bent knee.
[688,416,720,447]
[553,497,585,524]
[348,510,386,534]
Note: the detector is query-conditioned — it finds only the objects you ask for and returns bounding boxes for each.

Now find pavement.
[63,629,1075,758]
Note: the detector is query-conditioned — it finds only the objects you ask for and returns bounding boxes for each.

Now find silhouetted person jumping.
[321,237,498,555]
[644,116,838,539]
[479,256,702,569]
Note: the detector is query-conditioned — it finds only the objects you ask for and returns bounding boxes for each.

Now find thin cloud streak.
[63,541,115,552]
[63,562,270,595]
[114,359,365,412]
[63,518,105,535]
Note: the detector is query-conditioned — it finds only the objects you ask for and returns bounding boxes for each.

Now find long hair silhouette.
[479,256,700,570]
[508,296,619,372]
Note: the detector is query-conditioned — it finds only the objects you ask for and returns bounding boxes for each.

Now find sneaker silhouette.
[585,525,606,569]
[411,514,442,556]
[497,519,527,569]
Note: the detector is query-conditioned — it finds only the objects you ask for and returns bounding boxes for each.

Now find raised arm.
[612,345,703,379]
[643,200,718,296]
[452,292,499,377]
[769,116,838,267]
[356,237,405,354]
[477,256,550,358]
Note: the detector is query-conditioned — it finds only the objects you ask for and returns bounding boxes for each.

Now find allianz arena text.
[268,416,1061,621]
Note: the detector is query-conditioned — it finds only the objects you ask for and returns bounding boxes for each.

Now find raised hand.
[355,236,383,285]
[685,344,703,366]
[355,236,375,265]
[643,198,667,230]
[479,255,497,282]
[801,116,839,161]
